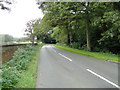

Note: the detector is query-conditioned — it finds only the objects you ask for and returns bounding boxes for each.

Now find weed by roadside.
[15,43,44,88]
[1,43,44,88]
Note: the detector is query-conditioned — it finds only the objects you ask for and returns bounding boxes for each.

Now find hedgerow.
[1,44,42,88]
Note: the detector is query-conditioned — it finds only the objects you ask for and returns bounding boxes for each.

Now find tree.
[98,8,120,53]
[0,0,13,11]
[0,34,19,43]
[39,2,95,50]
[25,20,37,45]
[32,16,54,43]
[39,2,78,44]
[36,2,120,54]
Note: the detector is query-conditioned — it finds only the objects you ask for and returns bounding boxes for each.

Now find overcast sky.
[0,0,44,38]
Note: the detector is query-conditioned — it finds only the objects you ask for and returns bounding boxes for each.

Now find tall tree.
[36,2,120,54]
[25,20,37,45]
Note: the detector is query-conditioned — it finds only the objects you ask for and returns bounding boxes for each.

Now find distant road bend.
[36,44,119,88]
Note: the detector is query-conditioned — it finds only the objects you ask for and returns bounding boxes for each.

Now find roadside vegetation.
[24,2,120,56]
[0,34,29,44]
[54,45,119,62]
[15,43,43,88]
[1,1,120,89]
[1,43,45,88]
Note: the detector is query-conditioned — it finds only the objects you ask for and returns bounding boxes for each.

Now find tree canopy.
[26,2,120,54]
[0,0,13,11]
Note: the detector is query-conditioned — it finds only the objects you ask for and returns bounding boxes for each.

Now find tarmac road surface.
[36,44,119,88]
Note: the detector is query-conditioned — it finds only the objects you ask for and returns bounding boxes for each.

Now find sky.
[0,0,44,38]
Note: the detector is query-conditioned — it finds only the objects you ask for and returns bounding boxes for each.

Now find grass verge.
[15,43,44,88]
[54,45,119,62]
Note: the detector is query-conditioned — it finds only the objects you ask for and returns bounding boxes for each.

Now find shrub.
[15,58,29,70]
[70,42,80,49]
[2,67,21,88]
[80,44,87,50]
[0,69,2,89]
[4,59,15,68]
[2,44,43,88]
[92,47,100,52]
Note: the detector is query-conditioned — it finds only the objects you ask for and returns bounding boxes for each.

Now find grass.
[54,45,119,62]
[15,43,44,88]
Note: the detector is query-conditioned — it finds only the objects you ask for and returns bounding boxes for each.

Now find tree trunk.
[86,21,91,51]
[67,31,70,45]
[32,36,34,45]
[66,23,70,45]
[86,4,91,51]
[69,30,73,44]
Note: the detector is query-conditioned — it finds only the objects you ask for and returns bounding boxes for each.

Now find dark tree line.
[26,2,120,54]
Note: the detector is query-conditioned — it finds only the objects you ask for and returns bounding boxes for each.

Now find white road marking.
[87,69,120,88]
[59,53,72,62]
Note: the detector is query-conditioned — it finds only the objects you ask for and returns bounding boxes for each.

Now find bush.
[2,44,42,88]
[70,42,80,49]
[92,47,100,52]
[80,44,87,51]
[4,45,34,70]
[15,58,29,70]
[0,69,2,89]
[2,67,21,88]
[4,59,15,68]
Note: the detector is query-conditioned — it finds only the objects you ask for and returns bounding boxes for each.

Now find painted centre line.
[87,69,120,88]
[59,53,72,62]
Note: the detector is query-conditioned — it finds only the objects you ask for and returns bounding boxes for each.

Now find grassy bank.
[15,43,44,88]
[2,43,45,88]
[54,45,119,62]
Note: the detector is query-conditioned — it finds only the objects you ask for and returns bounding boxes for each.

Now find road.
[36,44,119,88]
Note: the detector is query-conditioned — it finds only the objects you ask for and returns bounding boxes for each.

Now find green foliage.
[2,44,42,88]
[0,34,19,43]
[25,19,41,45]
[29,17,56,43]
[70,42,80,49]
[97,10,120,53]
[36,2,120,54]
[54,45,119,62]
[17,37,29,42]
[2,67,21,88]
[51,26,67,43]
[15,43,45,88]
[51,27,60,42]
